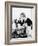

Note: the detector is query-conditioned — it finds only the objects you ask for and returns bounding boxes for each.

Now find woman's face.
[20,15,24,18]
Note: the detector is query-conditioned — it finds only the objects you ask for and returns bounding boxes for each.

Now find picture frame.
[5,1,37,45]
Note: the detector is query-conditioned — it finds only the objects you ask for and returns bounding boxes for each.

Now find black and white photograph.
[11,7,33,39]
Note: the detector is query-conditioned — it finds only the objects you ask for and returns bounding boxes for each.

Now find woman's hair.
[20,12,26,17]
